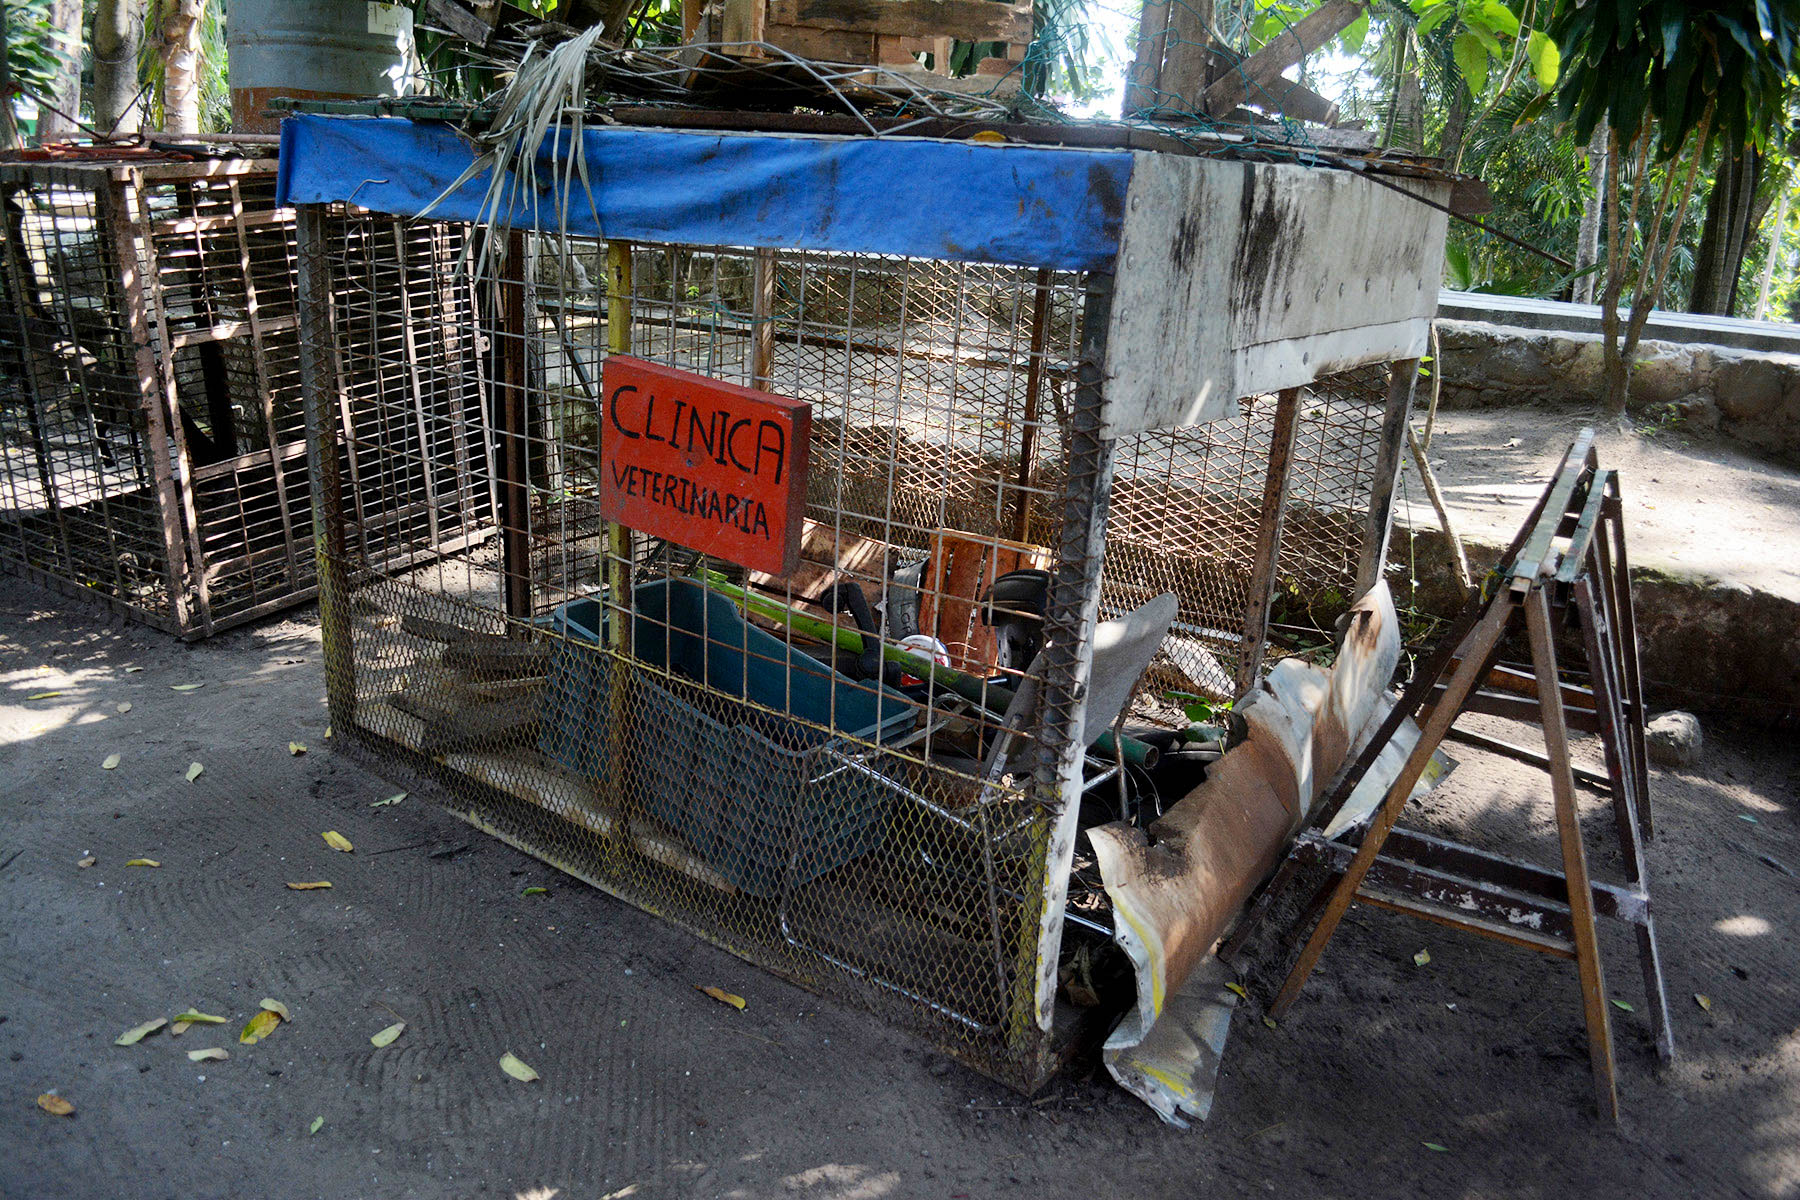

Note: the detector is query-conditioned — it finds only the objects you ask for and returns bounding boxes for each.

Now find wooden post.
[1355,357,1418,598]
[605,240,634,653]
[498,229,533,621]
[1011,267,1053,545]
[1525,584,1619,1123]
[296,205,356,732]
[1236,386,1301,693]
[750,248,776,390]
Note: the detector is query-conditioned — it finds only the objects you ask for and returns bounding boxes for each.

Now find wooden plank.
[1199,0,1359,116]
[720,0,768,48]
[1355,359,1416,596]
[1236,386,1301,692]
[770,0,1031,42]
[423,0,492,45]
[1526,586,1619,1122]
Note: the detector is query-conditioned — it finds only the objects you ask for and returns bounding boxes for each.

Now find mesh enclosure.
[0,153,486,636]
[300,206,1399,1088]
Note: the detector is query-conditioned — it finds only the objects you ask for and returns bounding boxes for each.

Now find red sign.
[598,356,811,576]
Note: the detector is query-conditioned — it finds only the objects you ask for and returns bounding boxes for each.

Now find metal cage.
[0,150,489,636]
[295,220,1404,1086]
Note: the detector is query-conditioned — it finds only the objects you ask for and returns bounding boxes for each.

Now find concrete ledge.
[1392,523,1800,729]
[1435,320,1800,465]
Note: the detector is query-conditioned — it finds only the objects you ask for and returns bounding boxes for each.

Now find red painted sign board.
[598,356,811,576]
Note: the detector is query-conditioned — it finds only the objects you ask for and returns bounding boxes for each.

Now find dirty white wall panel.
[1102,153,1451,437]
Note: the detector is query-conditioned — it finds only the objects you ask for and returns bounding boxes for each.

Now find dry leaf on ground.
[239,1010,280,1045]
[499,1052,539,1082]
[102,754,120,770]
[286,881,331,890]
[76,856,95,869]
[173,1009,226,1025]
[370,1022,405,1048]
[124,859,160,868]
[308,1115,324,1135]
[36,1094,73,1116]
[170,1021,191,1036]
[321,831,353,853]
[115,1017,167,1045]
[187,1048,228,1062]
[116,702,131,714]
[27,691,63,700]
[370,793,404,807]
[289,742,306,756]
[697,986,747,1010]
[259,998,290,1020]
[185,762,203,783]
[1413,949,1432,967]
[1695,993,1713,1012]
[170,683,205,692]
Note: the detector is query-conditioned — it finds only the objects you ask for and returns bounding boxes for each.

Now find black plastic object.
[981,568,1051,673]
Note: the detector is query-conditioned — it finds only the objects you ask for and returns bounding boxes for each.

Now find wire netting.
[302,207,1395,1087]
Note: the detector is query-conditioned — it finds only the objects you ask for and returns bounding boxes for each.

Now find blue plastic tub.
[537,578,915,895]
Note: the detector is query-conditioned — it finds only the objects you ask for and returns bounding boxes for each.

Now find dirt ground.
[3,562,1799,1199]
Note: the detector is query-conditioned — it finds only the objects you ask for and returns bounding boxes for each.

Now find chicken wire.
[299,204,1397,1088]
[0,153,489,637]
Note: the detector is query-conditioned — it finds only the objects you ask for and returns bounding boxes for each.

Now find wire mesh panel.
[300,205,1395,1087]
[0,153,490,637]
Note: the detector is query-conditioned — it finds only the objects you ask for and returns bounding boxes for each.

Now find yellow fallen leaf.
[27,691,63,700]
[370,1021,405,1048]
[1261,1015,1278,1030]
[288,742,306,756]
[1224,981,1249,1000]
[1413,948,1431,967]
[308,1115,324,1135]
[173,1009,226,1025]
[259,998,290,1021]
[1695,993,1713,1012]
[968,129,1008,143]
[370,793,405,808]
[323,725,331,740]
[286,881,332,890]
[697,986,747,1011]
[170,683,205,692]
[170,1021,191,1036]
[239,1009,280,1045]
[116,702,131,714]
[187,1048,228,1062]
[125,859,160,868]
[115,1017,167,1045]
[185,762,203,783]
[124,666,143,673]
[102,754,120,770]
[322,831,353,853]
[76,856,95,869]
[499,1052,539,1082]
[36,1093,73,1116]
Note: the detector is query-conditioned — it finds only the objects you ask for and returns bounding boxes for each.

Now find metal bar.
[1354,358,1417,597]
[393,224,445,552]
[1601,488,1653,838]
[1236,385,1301,692]
[1509,427,1596,587]
[1444,724,1612,791]
[228,177,304,586]
[1010,267,1053,544]
[1525,585,1618,1123]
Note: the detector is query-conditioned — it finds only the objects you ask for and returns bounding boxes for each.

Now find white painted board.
[1102,152,1451,437]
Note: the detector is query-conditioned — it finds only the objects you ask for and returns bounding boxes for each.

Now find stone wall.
[1436,320,1800,463]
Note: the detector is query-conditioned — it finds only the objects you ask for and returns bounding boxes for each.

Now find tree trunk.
[1689,142,1764,316]
[93,0,145,136]
[34,0,84,142]
[1573,122,1607,304]
[156,0,205,135]
[0,6,18,150]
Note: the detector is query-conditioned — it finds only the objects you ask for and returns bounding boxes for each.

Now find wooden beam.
[770,0,1031,43]
[1200,0,1359,117]
[1237,387,1301,693]
[1354,358,1417,597]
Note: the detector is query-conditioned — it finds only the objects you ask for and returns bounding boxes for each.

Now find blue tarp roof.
[275,115,1133,272]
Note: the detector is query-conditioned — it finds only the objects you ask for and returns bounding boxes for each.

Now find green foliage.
[1551,1,1800,158]
[2,0,77,109]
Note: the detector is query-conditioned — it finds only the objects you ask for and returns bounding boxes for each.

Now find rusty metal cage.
[289,116,1440,1089]
[0,150,489,636]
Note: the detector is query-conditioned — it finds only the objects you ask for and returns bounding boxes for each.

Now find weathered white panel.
[1102,153,1450,437]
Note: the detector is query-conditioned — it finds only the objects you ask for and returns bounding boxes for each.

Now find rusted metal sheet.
[598,356,811,576]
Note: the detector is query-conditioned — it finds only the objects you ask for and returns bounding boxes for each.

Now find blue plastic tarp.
[276,115,1132,271]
